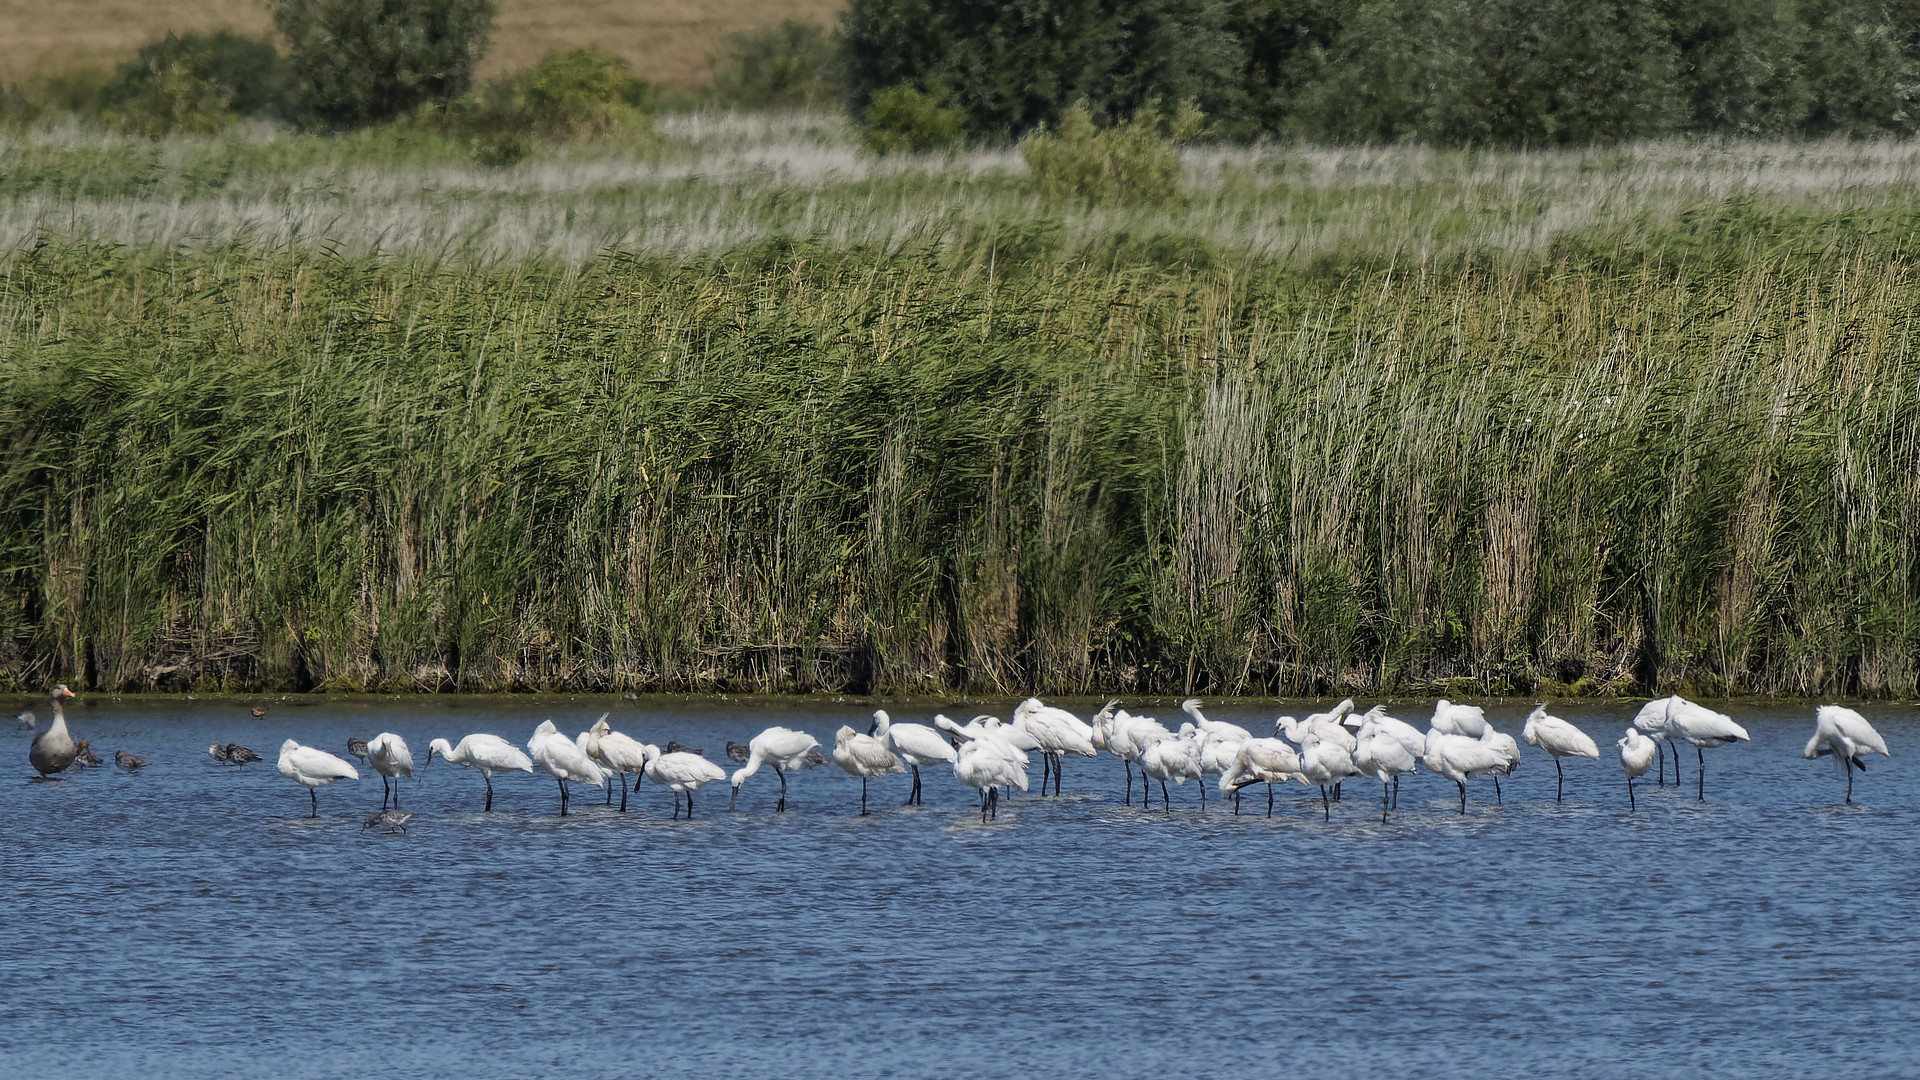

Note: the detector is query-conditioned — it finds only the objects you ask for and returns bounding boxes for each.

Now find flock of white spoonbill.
[18,687,1894,822]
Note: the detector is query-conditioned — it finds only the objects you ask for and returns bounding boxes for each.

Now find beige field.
[0,0,843,87]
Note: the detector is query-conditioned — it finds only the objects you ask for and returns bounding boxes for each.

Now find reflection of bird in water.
[363,809,414,834]
[115,750,149,772]
[666,740,704,757]
[345,737,370,763]
[16,710,35,731]
[28,685,79,779]
[74,740,104,767]
[725,741,750,763]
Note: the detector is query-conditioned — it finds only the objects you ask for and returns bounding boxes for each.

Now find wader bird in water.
[426,734,533,811]
[869,710,954,806]
[1617,728,1657,810]
[832,725,904,815]
[729,726,824,812]
[1804,705,1890,804]
[277,739,360,817]
[1522,706,1599,802]
[28,685,79,780]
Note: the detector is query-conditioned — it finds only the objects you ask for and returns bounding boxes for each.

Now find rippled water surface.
[4,695,1917,1077]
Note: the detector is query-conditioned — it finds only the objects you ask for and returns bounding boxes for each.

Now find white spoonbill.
[27,685,78,779]
[643,744,728,818]
[366,732,413,810]
[870,710,956,806]
[1353,706,1424,807]
[1618,727,1658,810]
[954,734,1027,821]
[1521,706,1599,802]
[277,739,360,817]
[832,725,904,815]
[1479,725,1522,803]
[1430,699,1489,738]
[1354,720,1418,823]
[1299,739,1361,820]
[1013,697,1098,796]
[585,716,650,812]
[1105,708,1171,807]
[1423,729,1512,814]
[426,733,534,811]
[729,726,823,812]
[1665,697,1749,801]
[1139,732,1204,812]
[1219,739,1303,817]
[526,720,606,816]
[1631,697,1680,786]
[1804,705,1891,804]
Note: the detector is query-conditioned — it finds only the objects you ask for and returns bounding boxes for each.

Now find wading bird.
[345,737,369,764]
[1015,697,1098,796]
[1479,726,1522,803]
[1618,727,1657,810]
[729,726,823,812]
[28,685,78,780]
[1423,728,1512,814]
[114,750,148,773]
[1300,738,1362,820]
[363,809,413,834]
[725,741,751,763]
[1220,738,1303,817]
[643,744,727,818]
[15,710,34,731]
[527,720,605,816]
[870,709,955,806]
[225,743,262,766]
[585,716,650,812]
[1355,718,1418,823]
[1664,697,1750,801]
[1804,705,1890,804]
[1430,699,1489,739]
[1631,697,1681,786]
[832,725,904,815]
[277,739,360,817]
[73,740,103,768]
[426,733,534,811]
[953,733,1027,821]
[366,733,413,810]
[1139,730,1204,812]
[1522,706,1599,802]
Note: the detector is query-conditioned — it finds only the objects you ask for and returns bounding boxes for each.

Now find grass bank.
[2,229,1916,696]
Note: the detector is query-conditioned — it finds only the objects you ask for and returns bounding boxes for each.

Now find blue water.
[2,695,1915,1077]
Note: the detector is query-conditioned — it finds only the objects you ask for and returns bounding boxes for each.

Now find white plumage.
[585,716,651,812]
[1423,729,1511,814]
[1522,706,1599,802]
[1219,738,1304,817]
[1299,738,1361,820]
[1354,717,1419,822]
[1138,732,1204,812]
[426,733,534,812]
[365,732,413,810]
[1429,699,1489,739]
[643,744,728,818]
[1013,697,1098,796]
[1805,705,1891,804]
[527,720,605,816]
[277,738,360,817]
[1617,727,1658,810]
[954,734,1028,821]
[832,724,904,815]
[729,726,823,812]
[871,709,956,806]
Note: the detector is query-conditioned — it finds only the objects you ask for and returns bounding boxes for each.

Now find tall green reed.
[0,241,1915,696]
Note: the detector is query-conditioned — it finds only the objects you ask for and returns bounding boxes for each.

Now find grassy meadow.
[3,119,1919,697]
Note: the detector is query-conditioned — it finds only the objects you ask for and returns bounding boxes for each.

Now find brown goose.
[28,685,78,779]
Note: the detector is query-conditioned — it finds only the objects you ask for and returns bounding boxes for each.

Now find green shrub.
[275,0,497,128]
[1021,100,1201,204]
[451,48,651,161]
[708,20,836,109]
[0,61,112,127]
[858,83,966,153]
[96,32,294,135]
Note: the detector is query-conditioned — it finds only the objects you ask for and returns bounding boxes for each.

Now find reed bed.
[2,235,1916,696]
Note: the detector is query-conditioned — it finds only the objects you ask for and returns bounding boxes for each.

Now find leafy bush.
[708,20,836,109]
[275,0,497,128]
[1021,100,1202,203]
[859,84,966,153]
[839,0,1249,137]
[450,48,650,163]
[96,31,294,135]
[0,61,113,127]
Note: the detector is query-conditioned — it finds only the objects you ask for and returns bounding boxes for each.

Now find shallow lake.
[2,694,1914,1077]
